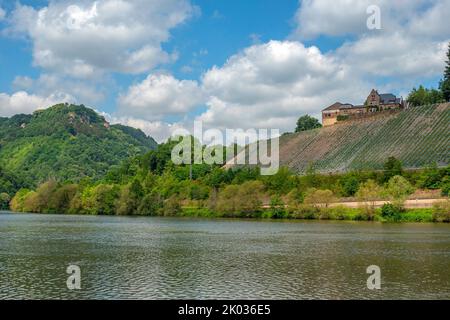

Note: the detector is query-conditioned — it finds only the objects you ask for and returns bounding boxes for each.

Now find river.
[0,212,449,300]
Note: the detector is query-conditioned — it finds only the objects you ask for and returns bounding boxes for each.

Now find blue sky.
[0,0,448,141]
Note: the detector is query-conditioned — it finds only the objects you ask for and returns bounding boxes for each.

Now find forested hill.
[0,103,157,188]
[278,103,449,174]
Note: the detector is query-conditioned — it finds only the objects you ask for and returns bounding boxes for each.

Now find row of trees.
[407,42,450,106]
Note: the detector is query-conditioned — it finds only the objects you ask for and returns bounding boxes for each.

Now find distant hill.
[278,103,449,174]
[0,104,157,186]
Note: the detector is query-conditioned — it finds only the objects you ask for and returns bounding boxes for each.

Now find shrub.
[432,200,450,222]
[304,188,336,208]
[440,176,450,196]
[354,211,372,221]
[137,194,163,216]
[317,209,330,220]
[292,204,319,219]
[269,195,287,219]
[329,205,352,220]
[285,188,304,213]
[380,203,404,221]
[163,196,182,216]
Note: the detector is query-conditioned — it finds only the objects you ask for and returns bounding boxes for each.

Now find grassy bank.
[176,206,439,223]
[5,206,443,223]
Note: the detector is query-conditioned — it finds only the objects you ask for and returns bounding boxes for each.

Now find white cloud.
[293,0,450,81]
[293,0,428,39]
[12,76,34,90]
[408,0,450,38]
[0,91,75,117]
[0,7,5,21]
[12,74,105,105]
[337,33,448,78]
[6,0,196,77]
[102,113,186,143]
[197,40,369,131]
[118,73,204,121]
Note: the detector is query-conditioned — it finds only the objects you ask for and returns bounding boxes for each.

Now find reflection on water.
[0,212,449,300]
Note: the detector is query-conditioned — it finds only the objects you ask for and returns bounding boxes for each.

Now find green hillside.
[279,103,449,174]
[0,104,157,187]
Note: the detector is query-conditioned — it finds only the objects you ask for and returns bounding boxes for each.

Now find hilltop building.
[322,89,404,126]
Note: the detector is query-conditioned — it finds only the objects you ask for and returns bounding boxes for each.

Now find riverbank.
[5,197,450,223]
[179,206,446,223]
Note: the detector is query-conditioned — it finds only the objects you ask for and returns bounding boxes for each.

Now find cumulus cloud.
[101,113,186,143]
[6,0,196,77]
[12,74,105,105]
[293,0,427,39]
[118,73,204,121]
[0,91,75,117]
[197,40,369,131]
[408,0,450,38]
[293,0,450,79]
[336,33,448,78]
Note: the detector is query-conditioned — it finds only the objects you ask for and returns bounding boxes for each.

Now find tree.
[215,185,240,216]
[286,188,304,210]
[340,174,360,197]
[236,180,265,214]
[383,157,403,182]
[356,180,383,218]
[407,85,444,107]
[440,42,450,102]
[215,180,265,216]
[20,180,59,213]
[82,184,119,215]
[10,189,32,212]
[50,184,78,213]
[441,176,450,197]
[418,163,441,189]
[0,193,11,210]
[263,166,295,194]
[386,176,414,200]
[295,115,322,133]
[385,175,414,212]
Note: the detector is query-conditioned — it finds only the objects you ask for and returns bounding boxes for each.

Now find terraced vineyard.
[278,103,449,174]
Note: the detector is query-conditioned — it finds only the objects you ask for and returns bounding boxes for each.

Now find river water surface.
[0,212,449,300]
